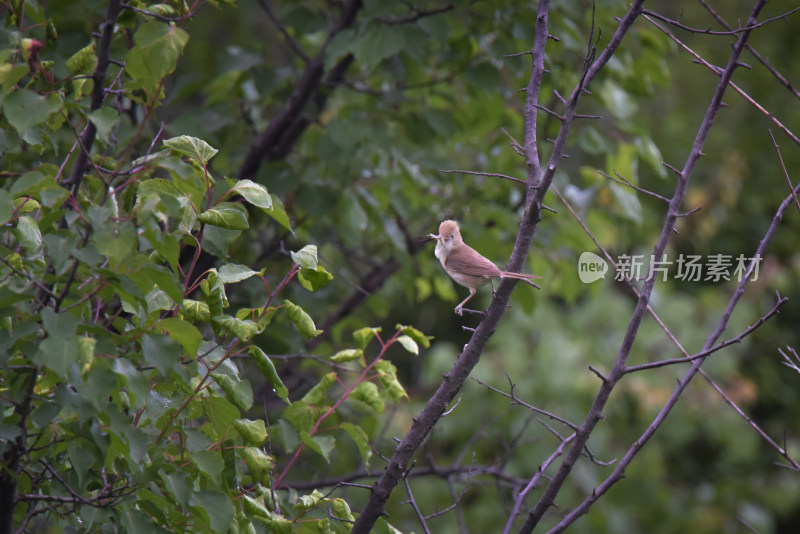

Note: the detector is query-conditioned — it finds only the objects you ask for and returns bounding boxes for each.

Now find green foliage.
[0,3,428,532]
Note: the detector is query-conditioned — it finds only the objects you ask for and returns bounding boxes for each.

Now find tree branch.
[64,0,122,194]
[237,0,363,179]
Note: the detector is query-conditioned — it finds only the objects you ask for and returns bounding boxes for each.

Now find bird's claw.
[454,305,464,316]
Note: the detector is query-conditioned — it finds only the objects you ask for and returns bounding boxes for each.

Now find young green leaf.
[240,447,275,484]
[65,42,97,74]
[299,431,335,463]
[233,419,268,446]
[218,263,259,284]
[353,326,381,350]
[298,265,333,292]
[375,360,408,402]
[211,373,253,412]
[341,422,372,467]
[290,244,318,270]
[15,215,42,256]
[300,372,337,405]
[126,22,189,95]
[284,299,322,339]
[198,202,249,230]
[395,324,432,349]
[350,381,384,414]
[229,179,272,210]
[163,135,218,166]
[156,318,202,357]
[330,348,364,364]
[248,346,290,404]
[396,335,419,355]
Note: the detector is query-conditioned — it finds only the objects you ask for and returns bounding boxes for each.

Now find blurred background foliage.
[3,0,800,532]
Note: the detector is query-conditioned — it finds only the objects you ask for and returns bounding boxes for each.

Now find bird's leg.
[454,287,476,316]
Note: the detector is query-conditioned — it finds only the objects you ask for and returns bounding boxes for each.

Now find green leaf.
[212,314,260,341]
[163,135,218,166]
[242,495,271,521]
[161,470,191,507]
[218,263,259,284]
[240,446,275,483]
[236,307,276,332]
[41,307,79,338]
[298,265,333,292]
[233,419,267,446]
[352,26,407,69]
[0,189,12,224]
[396,324,432,349]
[299,431,335,463]
[609,182,643,223]
[3,89,62,132]
[211,372,253,412]
[198,202,249,230]
[291,244,318,270]
[396,335,419,355]
[202,270,228,316]
[375,360,408,402]
[248,346,289,404]
[284,299,322,339]
[156,318,201,357]
[15,215,42,256]
[203,396,240,439]
[66,42,97,74]
[88,106,119,145]
[192,450,224,482]
[300,372,337,406]
[34,337,78,379]
[295,489,324,511]
[126,22,189,94]
[353,327,381,350]
[266,194,292,231]
[283,401,316,436]
[141,333,182,377]
[330,348,363,364]
[190,491,234,533]
[181,299,211,322]
[341,422,372,467]
[350,381,384,414]
[94,224,136,264]
[137,177,184,199]
[229,179,272,209]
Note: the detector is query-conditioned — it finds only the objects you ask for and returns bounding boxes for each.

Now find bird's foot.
[454,305,464,316]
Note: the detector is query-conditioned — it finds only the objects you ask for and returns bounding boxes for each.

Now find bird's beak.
[428,233,440,241]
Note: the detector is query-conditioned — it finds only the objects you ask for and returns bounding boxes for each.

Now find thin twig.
[440,169,527,185]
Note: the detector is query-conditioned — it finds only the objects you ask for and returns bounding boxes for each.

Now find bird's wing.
[445,245,502,277]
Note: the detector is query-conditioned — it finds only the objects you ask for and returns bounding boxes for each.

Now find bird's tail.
[500,271,542,289]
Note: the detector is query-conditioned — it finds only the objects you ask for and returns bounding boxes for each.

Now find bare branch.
[598,170,670,203]
[625,295,787,373]
[642,7,800,36]
[698,0,800,100]
[440,169,527,186]
[768,129,800,214]
[642,13,800,147]
[524,2,767,531]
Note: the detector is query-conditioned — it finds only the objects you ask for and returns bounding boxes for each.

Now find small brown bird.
[429,220,541,315]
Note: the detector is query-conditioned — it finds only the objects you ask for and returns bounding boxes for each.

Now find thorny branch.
[352,0,645,530]
[519,1,770,532]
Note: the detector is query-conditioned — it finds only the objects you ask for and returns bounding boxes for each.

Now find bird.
[429,220,541,315]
